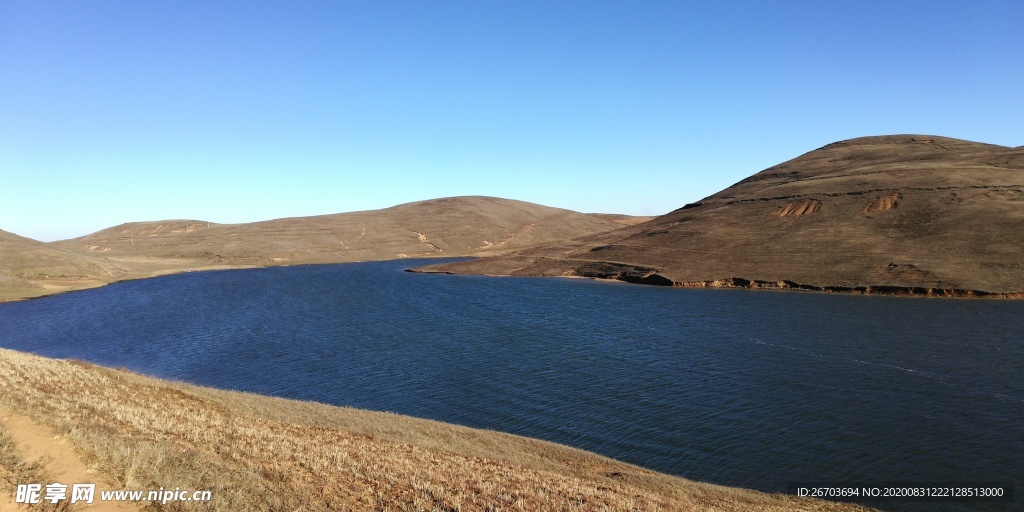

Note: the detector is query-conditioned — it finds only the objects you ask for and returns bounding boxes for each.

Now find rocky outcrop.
[776,199,821,217]
[569,262,674,286]
[672,277,1024,298]
[863,193,901,214]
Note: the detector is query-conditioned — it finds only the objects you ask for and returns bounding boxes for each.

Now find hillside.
[415,136,1024,296]
[3,197,629,301]
[0,348,873,511]
[0,229,127,301]
[52,196,622,264]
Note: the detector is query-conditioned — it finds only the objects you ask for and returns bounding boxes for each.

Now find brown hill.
[587,213,657,226]
[3,197,631,301]
[0,229,127,301]
[54,196,623,264]
[415,136,1024,296]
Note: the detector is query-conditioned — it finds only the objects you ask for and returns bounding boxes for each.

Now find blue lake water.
[0,259,1021,511]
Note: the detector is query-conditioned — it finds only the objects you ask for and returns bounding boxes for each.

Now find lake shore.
[0,348,876,511]
[409,259,1024,299]
[0,257,266,303]
[8,251,1022,309]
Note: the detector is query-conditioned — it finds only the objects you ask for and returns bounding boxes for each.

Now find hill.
[0,229,127,301]
[53,196,623,264]
[414,136,1024,296]
[3,197,630,301]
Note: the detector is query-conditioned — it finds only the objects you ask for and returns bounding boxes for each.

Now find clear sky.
[2,1,1021,241]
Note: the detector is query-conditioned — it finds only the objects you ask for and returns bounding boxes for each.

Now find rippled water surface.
[1,259,1021,511]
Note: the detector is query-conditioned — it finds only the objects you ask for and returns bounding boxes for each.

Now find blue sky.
[2,1,1021,241]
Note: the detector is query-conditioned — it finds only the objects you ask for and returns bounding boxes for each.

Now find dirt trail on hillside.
[0,407,137,511]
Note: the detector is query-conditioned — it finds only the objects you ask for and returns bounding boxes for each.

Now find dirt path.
[0,407,137,511]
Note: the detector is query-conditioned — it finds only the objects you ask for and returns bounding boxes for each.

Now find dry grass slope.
[2,197,636,302]
[0,349,874,512]
[53,197,623,264]
[0,229,129,302]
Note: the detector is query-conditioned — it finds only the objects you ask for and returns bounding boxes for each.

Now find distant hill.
[53,196,624,264]
[416,136,1024,297]
[586,213,656,226]
[3,197,633,300]
[0,229,126,301]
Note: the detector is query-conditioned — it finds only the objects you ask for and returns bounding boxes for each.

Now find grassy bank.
[0,348,874,511]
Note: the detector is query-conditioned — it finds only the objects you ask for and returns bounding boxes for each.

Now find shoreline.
[1,255,478,304]
[0,347,876,511]
[6,255,1023,306]
[0,263,263,303]
[405,265,1024,300]
[670,276,1024,299]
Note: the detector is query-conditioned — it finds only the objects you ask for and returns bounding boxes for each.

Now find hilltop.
[2,197,630,301]
[415,136,1024,296]
[53,196,624,263]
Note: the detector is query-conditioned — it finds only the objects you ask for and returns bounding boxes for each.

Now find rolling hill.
[53,196,624,264]
[0,229,127,301]
[414,136,1024,297]
[3,197,630,301]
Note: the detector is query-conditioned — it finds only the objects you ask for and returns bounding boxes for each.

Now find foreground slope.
[0,349,872,511]
[417,136,1024,296]
[2,197,627,301]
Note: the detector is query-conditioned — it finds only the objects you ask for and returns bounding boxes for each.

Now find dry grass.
[1,197,647,303]
[0,349,874,511]
[0,426,73,511]
[419,135,1024,296]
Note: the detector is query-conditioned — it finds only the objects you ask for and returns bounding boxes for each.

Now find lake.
[1,259,1020,511]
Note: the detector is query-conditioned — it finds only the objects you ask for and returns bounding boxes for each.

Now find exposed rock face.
[570,262,674,286]
[862,193,901,214]
[776,199,820,217]
[415,136,1024,296]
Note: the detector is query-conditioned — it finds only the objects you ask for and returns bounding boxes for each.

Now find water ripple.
[0,260,1021,512]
